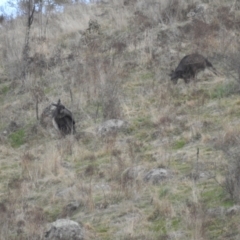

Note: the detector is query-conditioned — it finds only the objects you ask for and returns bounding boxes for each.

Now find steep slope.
[1,0,240,239]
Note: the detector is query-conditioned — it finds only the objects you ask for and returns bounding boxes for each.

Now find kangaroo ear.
[57,99,61,105]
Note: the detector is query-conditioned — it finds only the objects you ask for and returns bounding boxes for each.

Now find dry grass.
[1,0,240,239]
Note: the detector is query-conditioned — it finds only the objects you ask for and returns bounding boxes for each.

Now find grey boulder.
[45,219,84,240]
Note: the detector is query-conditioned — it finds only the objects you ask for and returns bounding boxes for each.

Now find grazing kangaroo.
[170,53,217,84]
[52,99,75,135]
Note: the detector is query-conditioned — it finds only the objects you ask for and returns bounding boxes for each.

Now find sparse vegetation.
[173,138,186,150]
[9,129,25,148]
[0,85,10,95]
[1,0,240,239]
[210,81,237,99]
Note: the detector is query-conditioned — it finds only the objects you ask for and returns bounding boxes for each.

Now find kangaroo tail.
[206,59,214,68]
[211,66,219,76]
[206,59,219,76]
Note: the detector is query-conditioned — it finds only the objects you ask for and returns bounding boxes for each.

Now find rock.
[143,168,171,184]
[187,171,212,181]
[66,202,81,211]
[2,130,8,136]
[40,103,57,129]
[97,119,128,136]
[207,207,225,217]
[207,205,240,217]
[167,231,185,239]
[226,205,240,216]
[45,219,84,240]
[187,3,213,23]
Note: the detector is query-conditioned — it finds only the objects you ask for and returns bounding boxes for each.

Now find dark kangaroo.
[52,99,76,135]
[170,53,217,84]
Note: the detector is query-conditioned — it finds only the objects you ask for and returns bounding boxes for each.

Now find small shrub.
[173,139,186,150]
[45,205,62,222]
[225,153,240,202]
[101,79,122,120]
[160,0,189,24]
[214,128,240,151]
[217,6,236,30]
[225,51,240,87]
[0,85,10,95]
[217,132,240,202]
[85,164,96,176]
[209,82,236,99]
[111,41,127,54]
[141,71,154,80]
[9,129,25,148]
[133,116,154,130]
[159,187,169,198]
[131,11,156,31]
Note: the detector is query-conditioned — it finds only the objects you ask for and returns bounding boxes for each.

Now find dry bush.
[111,41,127,54]
[214,128,240,202]
[218,128,240,202]
[136,0,197,25]
[192,19,218,49]
[23,206,46,239]
[21,151,37,180]
[159,0,189,24]
[148,196,174,221]
[214,127,240,152]
[100,77,123,120]
[0,1,92,82]
[185,200,208,239]
[0,18,26,80]
[0,188,46,240]
[123,0,137,7]
[73,44,123,120]
[121,165,144,199]
[27,53,48,77]
[127,0,192,36]
[223,49,240,88]
[104,0,132,31]
[103,142,126,182]
[177,17,221,54]
[131,11,156,32]
[224,150,240,202]
[216,6,240,30]
[73,46,103,105]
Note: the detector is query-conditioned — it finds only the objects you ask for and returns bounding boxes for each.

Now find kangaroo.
[170,53,217,84]
[52,99,76,135]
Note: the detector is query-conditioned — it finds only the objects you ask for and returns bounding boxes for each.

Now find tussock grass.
[1,0,240,239]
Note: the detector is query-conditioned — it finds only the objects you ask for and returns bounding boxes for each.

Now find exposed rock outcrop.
[45,219,84,240]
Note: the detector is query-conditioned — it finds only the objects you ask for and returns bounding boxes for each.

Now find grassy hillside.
[1,0,240,239]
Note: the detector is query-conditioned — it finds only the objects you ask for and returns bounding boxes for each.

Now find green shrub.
[209,82,236,99]
[0,85,9,95]
[9,129,25,148]
[172,139,186,150]
[141,71,154,80]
